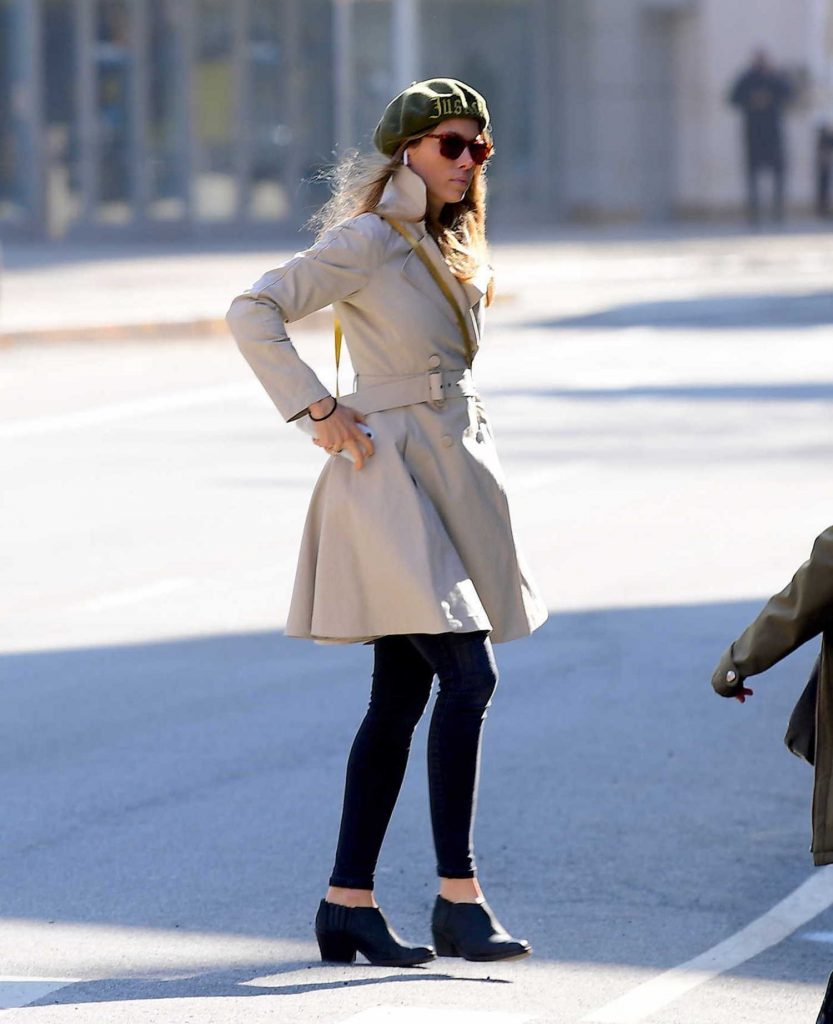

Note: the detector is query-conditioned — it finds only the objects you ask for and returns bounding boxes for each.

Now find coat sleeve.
[712,526,833,696]
[226,213,387,422]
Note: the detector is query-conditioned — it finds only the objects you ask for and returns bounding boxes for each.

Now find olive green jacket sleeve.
[712,526,833,697]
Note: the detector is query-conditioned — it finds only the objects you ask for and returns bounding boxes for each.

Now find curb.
[0,310,332,346]
[1,318,229,346]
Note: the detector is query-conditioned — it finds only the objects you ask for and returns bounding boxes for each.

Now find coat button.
[441,434,454,448]
[428,354,441,368]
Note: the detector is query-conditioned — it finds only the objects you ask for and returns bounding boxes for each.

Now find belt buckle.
[428,370,446,409]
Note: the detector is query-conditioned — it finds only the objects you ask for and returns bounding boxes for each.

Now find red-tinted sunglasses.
[423,132,493,165]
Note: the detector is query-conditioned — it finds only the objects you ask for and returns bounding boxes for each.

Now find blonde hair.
[308,136,494,303]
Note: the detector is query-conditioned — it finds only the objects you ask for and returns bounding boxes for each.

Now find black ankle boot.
[431,895,531,962]
[315,899,436,967]
[817,970,833,1024]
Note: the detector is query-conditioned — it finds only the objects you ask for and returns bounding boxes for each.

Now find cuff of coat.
[286,389,331,423]
[711,646,744,697]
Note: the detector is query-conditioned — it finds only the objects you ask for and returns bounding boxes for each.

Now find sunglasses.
[423,132,493,165]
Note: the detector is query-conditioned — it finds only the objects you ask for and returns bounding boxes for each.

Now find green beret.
[373,78,490,157]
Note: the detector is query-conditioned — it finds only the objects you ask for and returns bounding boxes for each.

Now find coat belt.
[342,369,477,416]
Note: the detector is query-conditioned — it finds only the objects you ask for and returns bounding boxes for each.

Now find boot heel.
[432,930,460,957]
[314,899,434,967]
[317,930,357,963]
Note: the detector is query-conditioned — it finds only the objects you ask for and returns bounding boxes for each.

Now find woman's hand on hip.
[307,398,375,470]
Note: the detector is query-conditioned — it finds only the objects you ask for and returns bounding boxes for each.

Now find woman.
[227,78,547,967]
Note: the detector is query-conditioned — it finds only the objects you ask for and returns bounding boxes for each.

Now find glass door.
[0,0,33,229]
[243,0,335,225]
[37,0,189,237]
[146,0,188,222]
[192,0,239,221]
[245,0,293,220]
[335,0,395,152]
[93,0,133,224]
[41,0,82,237]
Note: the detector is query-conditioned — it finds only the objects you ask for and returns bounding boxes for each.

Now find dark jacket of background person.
[729,59,794,167]
[816,124,833,216]
[711,526,833,865]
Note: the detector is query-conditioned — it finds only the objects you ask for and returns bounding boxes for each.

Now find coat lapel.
[462,263,491,309]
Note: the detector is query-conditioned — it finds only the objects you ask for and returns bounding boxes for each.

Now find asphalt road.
[2,231,833,1023]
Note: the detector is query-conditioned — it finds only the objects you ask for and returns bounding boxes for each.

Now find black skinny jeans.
[329,630,499,889]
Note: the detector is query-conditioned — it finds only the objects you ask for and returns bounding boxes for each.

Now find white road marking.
[337,1009,533,1024]
[0,976,79,1011]
[0,383,253,439]
[76,578,193,612]
[583,865,833,1023]
[800,930,833,944]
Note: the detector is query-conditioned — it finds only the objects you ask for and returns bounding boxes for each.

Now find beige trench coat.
[226,165,548,644]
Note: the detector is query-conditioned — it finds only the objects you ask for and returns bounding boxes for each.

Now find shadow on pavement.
[27,965,507,1009]
[483,377,833,467]
[530,291,833,330]
[490,381,833,403]
[0,601,828,1002]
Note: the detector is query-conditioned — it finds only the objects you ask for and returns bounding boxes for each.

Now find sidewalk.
[2,220,831,344]
[0,239,313,344]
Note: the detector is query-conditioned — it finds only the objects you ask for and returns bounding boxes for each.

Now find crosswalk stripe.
[584,865,833,1023]
[0,977,79,1011]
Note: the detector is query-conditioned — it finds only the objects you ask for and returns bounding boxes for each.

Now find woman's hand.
[307,397,375,470]
[711,651,754,702]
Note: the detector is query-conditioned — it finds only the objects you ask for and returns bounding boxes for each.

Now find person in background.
[728,49,795,224]
[816,121,833,218]
[710,525,833,1023]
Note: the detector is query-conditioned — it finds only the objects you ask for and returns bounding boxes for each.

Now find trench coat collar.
[376,164,429,223]
[376,164,487,338]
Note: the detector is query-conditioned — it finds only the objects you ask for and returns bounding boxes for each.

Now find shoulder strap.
[334,318,343,398]
[381,215,474,365]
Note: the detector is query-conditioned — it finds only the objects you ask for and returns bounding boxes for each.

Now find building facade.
[1,0,831,240]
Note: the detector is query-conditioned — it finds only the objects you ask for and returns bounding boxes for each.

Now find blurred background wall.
[1,0,832,240]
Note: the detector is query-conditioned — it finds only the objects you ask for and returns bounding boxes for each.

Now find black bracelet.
[308,396,338,421]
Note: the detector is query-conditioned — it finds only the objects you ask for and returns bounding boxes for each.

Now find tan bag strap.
[382,215,474,364]
[334,318,343,398]
[332,215,475,387]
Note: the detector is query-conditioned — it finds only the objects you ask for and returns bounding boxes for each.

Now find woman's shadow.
[28,960,511,1008]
